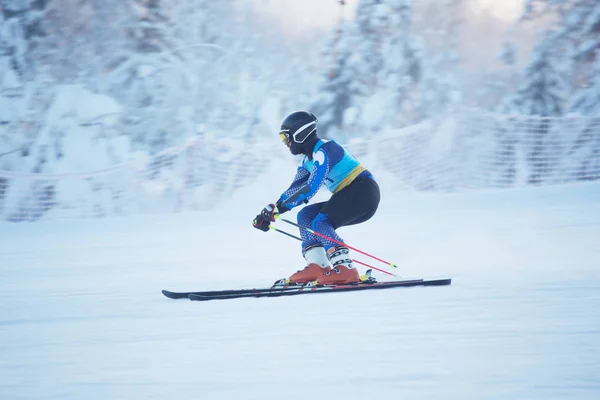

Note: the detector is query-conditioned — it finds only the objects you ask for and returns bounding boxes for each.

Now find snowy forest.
[0,0,599,221]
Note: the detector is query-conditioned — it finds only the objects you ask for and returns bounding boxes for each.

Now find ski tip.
[161,290,189,299]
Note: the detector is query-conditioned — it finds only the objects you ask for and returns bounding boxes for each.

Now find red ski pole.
[275,215,398,269]
[269,225,396,277]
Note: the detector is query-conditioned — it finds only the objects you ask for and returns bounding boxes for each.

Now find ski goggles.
[279,122,316,146]
[279,131,290,146]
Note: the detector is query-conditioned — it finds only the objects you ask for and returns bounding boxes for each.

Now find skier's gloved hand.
[260,203,277,222]
[252,203,277,232]
[252,214,270,232]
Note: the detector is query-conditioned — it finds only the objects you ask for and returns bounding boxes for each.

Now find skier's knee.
[297,206,313,226]
[311,212,332,232]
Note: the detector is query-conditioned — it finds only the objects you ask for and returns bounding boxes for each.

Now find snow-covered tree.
[312,0,391,140]
[506,40,568,117]
[474,40,520,111]
[0,0,137,173]
[519,0,600,111]
[569,2,600,113]
[102,0,281,153]
[96,0,179,153]
[378,0,423,128]
[413,0,465,120]
[313,0,424,138]
[569,54,600,183]
[1,0,36,77]
[2,85,130,221]
[488,0,600,186]
[570,55,600,115]
[352,0,390,96]
[502,38,568,184]
[0,56,24,166]
[0,1,29,172]
[311,26,357,140]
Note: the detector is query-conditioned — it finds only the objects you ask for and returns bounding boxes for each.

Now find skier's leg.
[321,177,381,229]
[289,178,381,284]
[308,177,380,251]
[288,203,332,283]
[296,202,326,252]
[305,212,361,285]
[309,212,345,252]
[316,177,381,284]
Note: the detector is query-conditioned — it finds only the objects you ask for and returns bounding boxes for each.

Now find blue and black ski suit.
[276,139,380,253]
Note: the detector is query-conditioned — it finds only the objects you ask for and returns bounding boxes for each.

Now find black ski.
[187,278,451,301]
[161,284,312,299]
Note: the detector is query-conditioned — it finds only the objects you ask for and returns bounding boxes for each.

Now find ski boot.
[317,246,360,285]
[287,245,332,284]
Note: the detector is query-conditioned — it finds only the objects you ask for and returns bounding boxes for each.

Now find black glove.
[252,203,277,232]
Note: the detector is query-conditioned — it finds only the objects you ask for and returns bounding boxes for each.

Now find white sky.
[256,0,524,29]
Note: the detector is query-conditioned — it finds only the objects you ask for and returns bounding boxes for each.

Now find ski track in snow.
[1,183,600,399]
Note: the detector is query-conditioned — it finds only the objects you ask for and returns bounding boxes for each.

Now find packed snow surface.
[1,182,600,399]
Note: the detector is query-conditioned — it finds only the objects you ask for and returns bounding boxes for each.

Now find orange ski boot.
[288,245,331,284]
[317,246,360,285]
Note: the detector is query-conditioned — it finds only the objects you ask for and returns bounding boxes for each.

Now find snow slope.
[1,182,599,399]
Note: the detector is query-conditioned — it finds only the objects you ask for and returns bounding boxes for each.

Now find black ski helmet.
[279,111,319,155]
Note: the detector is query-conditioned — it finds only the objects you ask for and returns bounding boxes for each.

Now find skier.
[252,111,380,285]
